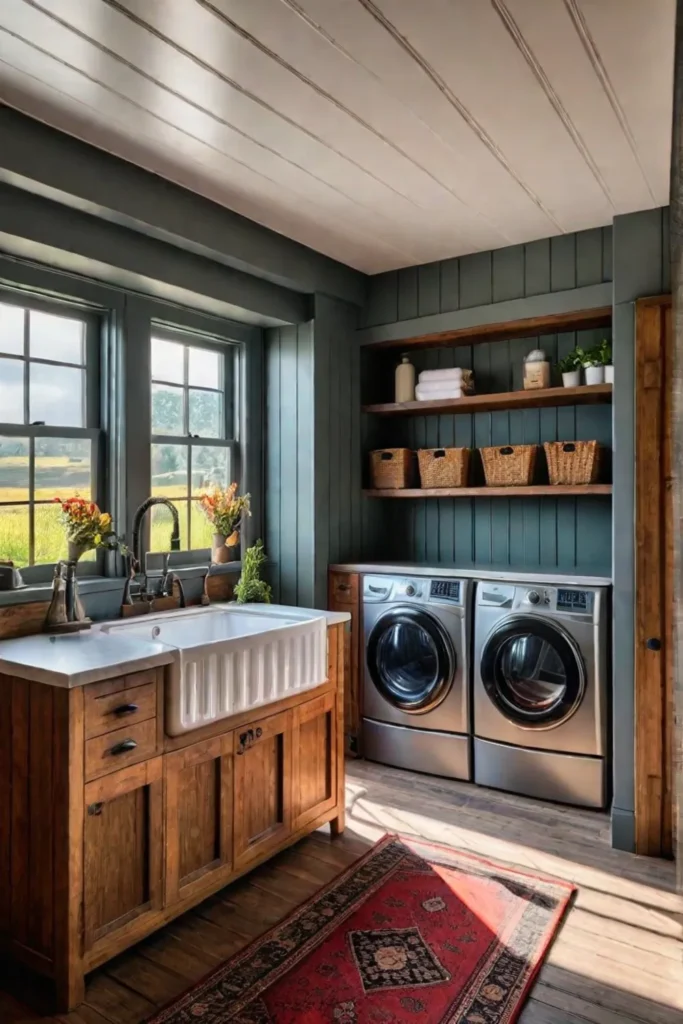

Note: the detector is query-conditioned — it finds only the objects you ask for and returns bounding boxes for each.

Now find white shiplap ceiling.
[0,0,675,273]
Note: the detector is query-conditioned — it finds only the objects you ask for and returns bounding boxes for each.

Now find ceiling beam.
[0,105,367,308]
[0,183,308,326]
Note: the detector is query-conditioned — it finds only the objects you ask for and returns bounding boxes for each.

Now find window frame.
[0,288,104,582]
[147,323,242,561]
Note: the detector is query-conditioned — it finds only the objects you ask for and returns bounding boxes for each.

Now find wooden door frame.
[634,295,674,857]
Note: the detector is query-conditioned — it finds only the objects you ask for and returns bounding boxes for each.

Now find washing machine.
[362,574,473,780]
[473,580,609,808]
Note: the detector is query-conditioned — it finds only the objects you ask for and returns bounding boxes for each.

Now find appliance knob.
[528,590,540,605]
[405,584,416,597]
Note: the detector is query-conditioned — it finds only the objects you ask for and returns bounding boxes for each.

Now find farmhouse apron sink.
[101,606,328,735]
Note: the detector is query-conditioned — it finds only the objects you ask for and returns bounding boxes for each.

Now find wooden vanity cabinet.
[328,569,361,756]
[0,622,346,1012]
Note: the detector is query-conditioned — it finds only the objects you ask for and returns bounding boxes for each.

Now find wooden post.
[669,0,683,885]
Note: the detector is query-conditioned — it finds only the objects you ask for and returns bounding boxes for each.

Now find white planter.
[583,364,605,386]
[561,370,581,388]
[604,364,614,384]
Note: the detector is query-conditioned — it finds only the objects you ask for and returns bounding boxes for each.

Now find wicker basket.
[480,444,539,487]
[417,448,470,488]
[369,448,413,489]
[544,440,601,485]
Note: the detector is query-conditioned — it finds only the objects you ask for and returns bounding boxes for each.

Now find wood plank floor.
[2,759,681,1024]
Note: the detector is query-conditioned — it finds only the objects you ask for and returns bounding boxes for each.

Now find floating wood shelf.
[363,485,613,499]
[363,384,612,417]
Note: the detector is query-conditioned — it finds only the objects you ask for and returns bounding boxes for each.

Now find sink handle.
[112,703,139,717]
[109,738,138,756]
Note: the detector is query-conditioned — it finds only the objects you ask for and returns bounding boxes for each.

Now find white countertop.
[0,602,350,688]
[330,562,612,587]
[0,631,175,688]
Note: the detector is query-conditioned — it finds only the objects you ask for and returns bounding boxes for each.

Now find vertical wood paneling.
[524,238,551,296]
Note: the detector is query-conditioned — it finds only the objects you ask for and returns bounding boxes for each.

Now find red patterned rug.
[146,834,575,1024]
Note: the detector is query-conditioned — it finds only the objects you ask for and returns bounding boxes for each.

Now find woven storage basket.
[417,448,470,488]
[544,440,601,485]
[480,444,539,487]
[369,448,413,489]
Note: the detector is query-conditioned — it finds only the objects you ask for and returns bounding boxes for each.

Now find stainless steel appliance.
[362,574,472,780]
[473,580,609,808]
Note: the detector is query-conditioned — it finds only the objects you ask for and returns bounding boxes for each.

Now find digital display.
[430,580,460,602]
[557,588,589,612]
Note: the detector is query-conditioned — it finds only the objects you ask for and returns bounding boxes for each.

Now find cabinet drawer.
[85,718,159,781]
[328,572,358,607]
[85,681,157,740]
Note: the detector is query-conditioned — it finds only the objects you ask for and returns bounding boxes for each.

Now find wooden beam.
[357,285,612,348]
[634,299,667,857]
[669,0,683,881]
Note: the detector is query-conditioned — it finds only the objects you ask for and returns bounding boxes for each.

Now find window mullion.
[28,437,35,566]
[23,307,30,426]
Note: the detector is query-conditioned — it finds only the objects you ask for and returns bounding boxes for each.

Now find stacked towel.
[415,384,464,401]
[415,367,474,401]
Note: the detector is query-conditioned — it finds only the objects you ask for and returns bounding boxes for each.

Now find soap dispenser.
[395,354,415,403]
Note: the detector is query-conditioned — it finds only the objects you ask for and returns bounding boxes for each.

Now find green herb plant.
[597,338,612,366]
[557,350,581,374]
[234,539,272,605]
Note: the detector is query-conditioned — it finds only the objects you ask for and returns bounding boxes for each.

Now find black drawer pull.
[236,726,263,754]
[109,739,138,756]
[87,802,103,816]
[112,703,139,716]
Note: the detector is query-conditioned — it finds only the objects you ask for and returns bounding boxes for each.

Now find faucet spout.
[131,497,181,569]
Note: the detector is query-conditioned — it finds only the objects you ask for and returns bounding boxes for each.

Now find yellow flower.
[94,534,101,544]
[99,512,112,528]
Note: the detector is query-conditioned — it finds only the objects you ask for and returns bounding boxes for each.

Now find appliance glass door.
[480,616,584,728]
[367,607,455,713]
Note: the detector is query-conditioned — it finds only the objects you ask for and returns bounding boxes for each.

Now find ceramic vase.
[584,365,604,385]
[561,370,581,388]
[67,540,90,563]
[212,532,240,564]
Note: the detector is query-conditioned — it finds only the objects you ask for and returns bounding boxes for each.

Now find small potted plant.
[234,540,272,604]
[53,496,124,562]
[198,483,251,563]
[558,350,581,388]
[598,338,613,384]
[579,346,605,386]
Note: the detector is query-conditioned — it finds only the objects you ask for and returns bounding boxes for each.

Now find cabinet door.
[83,758,163,956]
[328,570,360,756]
[233,710,292,870]
[164,735,233,906]
[292,691,337,832]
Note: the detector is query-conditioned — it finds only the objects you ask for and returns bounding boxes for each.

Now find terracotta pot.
[67,540,90,563]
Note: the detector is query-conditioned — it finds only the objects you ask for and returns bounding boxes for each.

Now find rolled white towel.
[419,368,464,383]
[415,385,463,401]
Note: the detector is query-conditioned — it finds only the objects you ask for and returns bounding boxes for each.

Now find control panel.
[556,588,592,613]
[429,579,461,603]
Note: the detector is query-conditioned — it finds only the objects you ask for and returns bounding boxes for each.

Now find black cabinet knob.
[646,637,661,651]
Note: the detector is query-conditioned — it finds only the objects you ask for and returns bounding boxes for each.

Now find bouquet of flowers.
[53,496,125,557]
[198,484,251,546]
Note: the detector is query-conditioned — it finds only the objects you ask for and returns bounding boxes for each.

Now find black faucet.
[131,497,181,571]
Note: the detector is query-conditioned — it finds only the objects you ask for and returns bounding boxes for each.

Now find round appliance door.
[366,606,455,714]
[480,616,585,729]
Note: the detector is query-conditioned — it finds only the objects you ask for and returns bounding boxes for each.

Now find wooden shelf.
[366,305,612,351]
[363,384,612,417]
[363,485,613,499]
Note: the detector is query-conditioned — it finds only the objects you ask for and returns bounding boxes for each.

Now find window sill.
[0,561,244,607]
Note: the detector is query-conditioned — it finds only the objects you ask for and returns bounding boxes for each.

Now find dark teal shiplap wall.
[265,297,360,609]
[360,227,615,573]
[265,321,315,607]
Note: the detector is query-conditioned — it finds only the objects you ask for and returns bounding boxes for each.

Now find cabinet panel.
[233,710,292,870]
[85,717,158,781]
[328,570,360,755]
[83,758,163,954]
[164,735,233,905]
[292,691,337,831]
[85,681,157,739]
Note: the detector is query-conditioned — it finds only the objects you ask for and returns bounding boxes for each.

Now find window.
[0,296,100,570]
[149,332,237,552]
